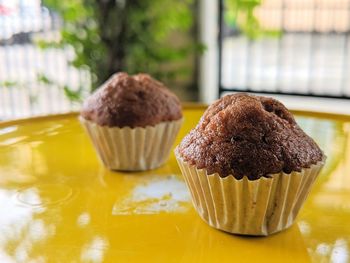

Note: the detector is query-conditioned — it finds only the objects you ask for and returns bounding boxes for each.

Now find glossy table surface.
[0,106,349,263]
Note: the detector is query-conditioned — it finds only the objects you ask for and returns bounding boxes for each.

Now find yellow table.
[0,105,349,263]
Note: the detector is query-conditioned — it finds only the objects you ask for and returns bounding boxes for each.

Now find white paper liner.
[175,153,324,236]
[80,117,182,171]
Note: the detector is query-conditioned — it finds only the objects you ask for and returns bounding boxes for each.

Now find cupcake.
[80,72,183,171]
[175,93,325,236]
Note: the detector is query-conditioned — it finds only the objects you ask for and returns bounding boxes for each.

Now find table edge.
[1,103,350,127]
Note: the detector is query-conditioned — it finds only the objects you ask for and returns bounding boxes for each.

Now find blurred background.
[0,0,350,120]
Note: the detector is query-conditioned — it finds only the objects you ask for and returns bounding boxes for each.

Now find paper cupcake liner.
[80,117,182,171]
[175,153,324,236]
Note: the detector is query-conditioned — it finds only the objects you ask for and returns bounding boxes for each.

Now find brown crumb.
[177,93,324,180]
[81,72,182,128]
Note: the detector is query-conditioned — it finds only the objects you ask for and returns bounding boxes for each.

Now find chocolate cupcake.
[175,93,325,236]
[80,72,183,171]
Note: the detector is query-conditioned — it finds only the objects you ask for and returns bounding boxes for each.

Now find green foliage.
[63,86,84,102]
[39,0,275,102]
[0,80,39,107]
[37,73,54,85]
[42,0,103,91]
[37,73,83,103]
[41,0,201,99]
[225,0,281,39]
[0,81,18,88]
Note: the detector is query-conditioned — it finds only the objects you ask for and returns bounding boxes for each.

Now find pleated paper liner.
[80,117,182,171]
[175,152,324,236]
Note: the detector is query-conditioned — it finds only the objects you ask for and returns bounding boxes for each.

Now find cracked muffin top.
[177,93,324,180]
[81,72,182,128]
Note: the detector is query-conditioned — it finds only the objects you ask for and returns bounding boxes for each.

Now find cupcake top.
[81,72,182,128]
[177,93,324,180]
